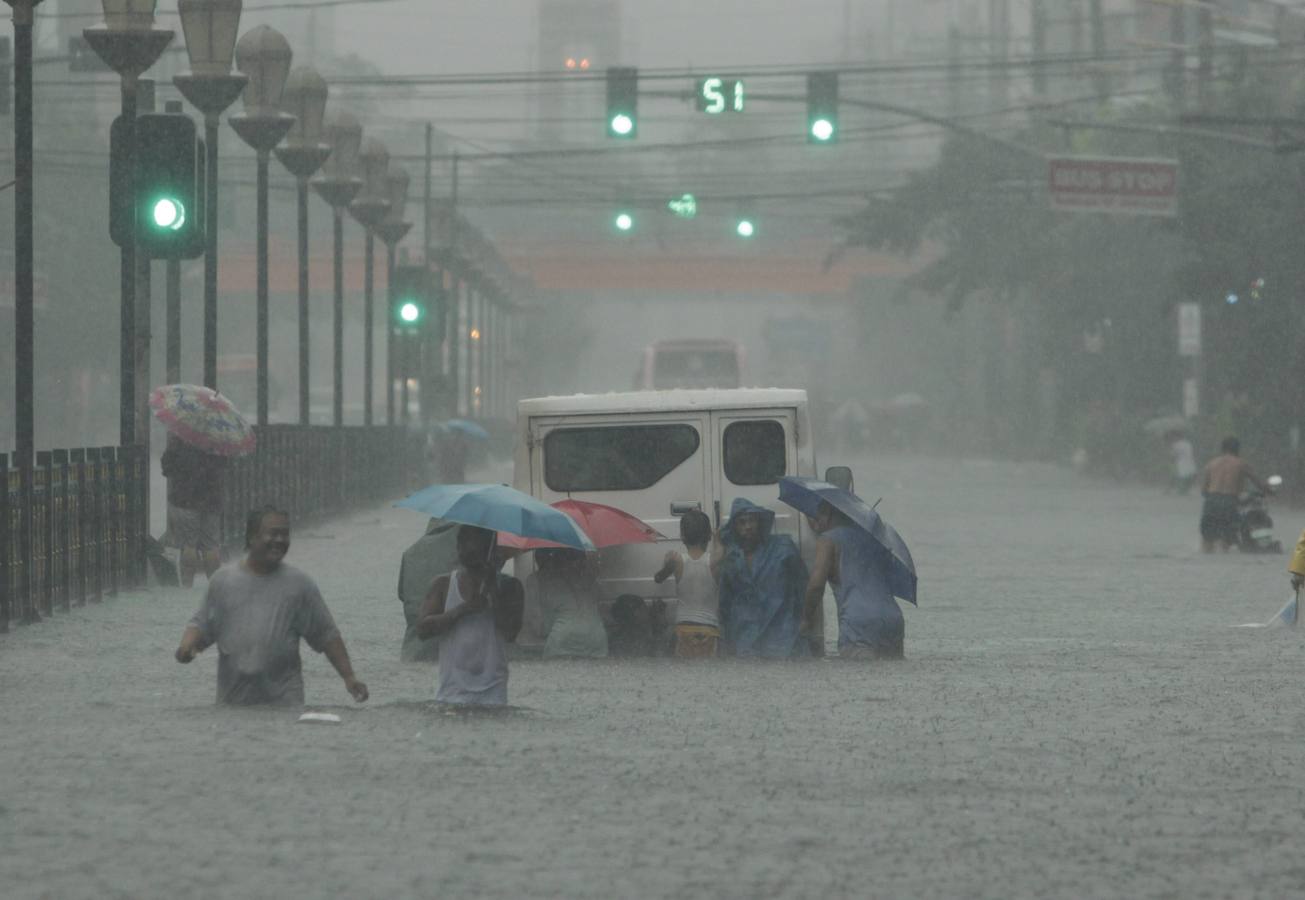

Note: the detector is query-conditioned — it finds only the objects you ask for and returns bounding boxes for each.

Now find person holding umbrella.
[414,525,525,706]
[396,483,593,706]
[779,477,918,660]
[151,384,257,587]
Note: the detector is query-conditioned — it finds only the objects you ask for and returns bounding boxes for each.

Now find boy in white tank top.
[654,510,722,659]
[415,525,524,706]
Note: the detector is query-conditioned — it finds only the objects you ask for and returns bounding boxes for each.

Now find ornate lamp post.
[82,0,173,447]
[174,0,246,390]
[348,139,390,427]
[273,66,331,425]
[375,167,411,426]
[311,112,362,427]
[229,25,295,426]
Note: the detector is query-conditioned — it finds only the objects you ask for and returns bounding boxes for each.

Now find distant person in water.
[174,506,369,706]
[415,525,524,706]
[1199,437,1271,552]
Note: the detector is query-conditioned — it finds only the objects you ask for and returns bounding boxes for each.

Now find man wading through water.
[174,506,369,706]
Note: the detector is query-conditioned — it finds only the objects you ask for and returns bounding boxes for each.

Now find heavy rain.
[4,1,1305,898]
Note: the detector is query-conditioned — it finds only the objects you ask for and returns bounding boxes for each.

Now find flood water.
[4,454,1304,898]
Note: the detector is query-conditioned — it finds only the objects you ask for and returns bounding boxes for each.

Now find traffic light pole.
[118,81,138,448]
[8,0,37,626]
[11,1,33,468]
[385,242,396,425]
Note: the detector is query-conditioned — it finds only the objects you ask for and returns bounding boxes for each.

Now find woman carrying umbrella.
[151,384,256,587]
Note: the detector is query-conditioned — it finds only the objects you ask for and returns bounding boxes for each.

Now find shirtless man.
[1199,437,1272,553]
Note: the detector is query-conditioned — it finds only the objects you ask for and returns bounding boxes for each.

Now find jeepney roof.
[518,388,808,417]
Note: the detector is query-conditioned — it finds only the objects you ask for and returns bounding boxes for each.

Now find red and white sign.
[1047,156,1179,217]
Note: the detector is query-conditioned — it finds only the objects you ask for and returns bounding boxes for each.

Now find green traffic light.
[610,113,634,136]
[736,219,755,238]
[152,196,185,231]
[810,118,835,142]
[399,301,422,323]
[615,212,634,231]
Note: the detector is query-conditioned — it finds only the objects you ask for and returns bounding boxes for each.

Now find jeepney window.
[723,420,786,485]
[544,425,700,491]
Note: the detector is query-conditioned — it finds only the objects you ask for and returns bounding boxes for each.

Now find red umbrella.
[498,499,662,551]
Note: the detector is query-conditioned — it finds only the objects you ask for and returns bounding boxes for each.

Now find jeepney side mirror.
[824,465,853,492]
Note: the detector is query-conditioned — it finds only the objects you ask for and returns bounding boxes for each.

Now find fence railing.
[218,425,422,548]
[0,446,148,630]
[1,425,424,633]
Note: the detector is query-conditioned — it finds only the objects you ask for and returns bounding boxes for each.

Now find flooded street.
[5,454,1305,899]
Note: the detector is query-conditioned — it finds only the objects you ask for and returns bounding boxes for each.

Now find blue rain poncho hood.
[717,497,808,659]
[720,496,777,547]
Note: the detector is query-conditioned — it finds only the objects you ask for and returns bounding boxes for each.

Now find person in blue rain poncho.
[717,497,809,659]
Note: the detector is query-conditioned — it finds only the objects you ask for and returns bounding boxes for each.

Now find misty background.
[3,0,1304,486]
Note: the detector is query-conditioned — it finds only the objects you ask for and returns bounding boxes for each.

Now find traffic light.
[806,72,838,143]
[392,265,436,335]
[735,216,755,238]
[606,66,638,138]
[614,210,634,232]
[110,111,204,258]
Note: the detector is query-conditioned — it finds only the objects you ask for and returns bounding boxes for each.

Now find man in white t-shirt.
[654,510,722,659]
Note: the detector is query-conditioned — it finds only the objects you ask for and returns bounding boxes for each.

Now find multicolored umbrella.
[149,384,256,457]
[496,499,663,551]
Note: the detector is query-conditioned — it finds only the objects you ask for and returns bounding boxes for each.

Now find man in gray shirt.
[174,506,369,706]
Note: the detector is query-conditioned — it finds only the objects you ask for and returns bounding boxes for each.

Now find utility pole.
[422,122,434,428]
[1168,0,1187,110]
[1197,4,1214,114]
[448,151,460,419]
[987,0,1010,111]
[1089,0,1109,105]
[1030,0,1048,101]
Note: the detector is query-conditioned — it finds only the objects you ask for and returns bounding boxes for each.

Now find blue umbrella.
[396,483,595,551]
[444,418,490,441]
[778,476,918,604]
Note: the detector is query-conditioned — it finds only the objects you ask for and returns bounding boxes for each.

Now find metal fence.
[0,425,424,633]
[218,425,422,548]
[0,446,148,630]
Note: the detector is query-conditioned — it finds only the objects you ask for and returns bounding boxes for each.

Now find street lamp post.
[348,140,390,427]
[375,167,411,426]
[311,112,362,427]
[82,0,173,448]
[229,25,295,427]
[173,0,246,390]
[273,66,331,425]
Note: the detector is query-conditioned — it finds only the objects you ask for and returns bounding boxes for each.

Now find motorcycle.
[1238,474,1284,554]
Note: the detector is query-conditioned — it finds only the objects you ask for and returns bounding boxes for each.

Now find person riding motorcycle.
[1199,436,1273,553]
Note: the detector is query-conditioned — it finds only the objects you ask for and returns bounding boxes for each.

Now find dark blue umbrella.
[444,418,490,441]
[778,476,917,604]
[396,483,595,551]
